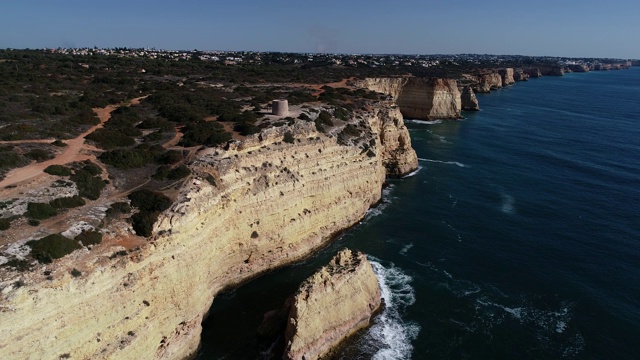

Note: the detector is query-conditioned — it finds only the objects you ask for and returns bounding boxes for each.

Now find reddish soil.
[0,96,148,190]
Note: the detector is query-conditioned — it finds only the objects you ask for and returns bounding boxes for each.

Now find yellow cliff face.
[283,249,381,360]
[0,104,416,360]
[474,73,503,93]
[355,77,462,120]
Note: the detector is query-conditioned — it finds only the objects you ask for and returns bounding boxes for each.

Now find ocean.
[198,67,640,359]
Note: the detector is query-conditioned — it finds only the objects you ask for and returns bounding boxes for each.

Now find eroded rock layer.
[283,249,381,360]
[474,72,503,93]
[0,104,416,360]
[499,68,515,86]
[356,77,462,120]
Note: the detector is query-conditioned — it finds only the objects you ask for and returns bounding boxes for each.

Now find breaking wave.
[407,119,443,125]
[365,184,395,219]
[418,158,466,168]
[401,166,422,178]
[359,258,420,360]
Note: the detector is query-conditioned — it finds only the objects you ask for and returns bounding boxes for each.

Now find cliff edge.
[355,77,462,120]
[284,249,381,360]
[0,102,416,360]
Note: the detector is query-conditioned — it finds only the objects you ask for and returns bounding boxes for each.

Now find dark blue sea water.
[199,68,640,359]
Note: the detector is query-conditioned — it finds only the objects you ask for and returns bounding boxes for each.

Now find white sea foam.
[362,259,420,360]
[500,193,515,214]
[399,243,413,256]
[365,185,395,219]
[418,158,466,168]
[407,119,443,125]
[401,166,422,178]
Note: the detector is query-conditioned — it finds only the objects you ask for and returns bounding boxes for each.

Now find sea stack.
[284,249,381,360]
[461,86,480,111]
[272,99,289,116]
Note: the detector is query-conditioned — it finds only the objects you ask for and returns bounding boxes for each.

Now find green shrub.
[167,165,191,180]
[298,113,311,121]
[128,189,172,213]
[76,230,102,246]
[283,131,295,144]
[50,195,86,209]
[28,234,82,263]
[128,189,172,237]
[70,268,82,277]
[0,218,10,230]
[85,129,136,149]
[158,150,184,165]
[51,140,67,147]
[81,161,102,176]
[27,202,58,219]
[44,165,72,176]
[334,107,350,120]
[70,170,105,200]
[131,211,160,237]
[99,145,165,169]
[28,219,40,226]
[2,258,31,271]
[341,124,361,137]
[318,110,333,126]
[179,121,232,147]
[25,149,53,162]
[106,202,131,217]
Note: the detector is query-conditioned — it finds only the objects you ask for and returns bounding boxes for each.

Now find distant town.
[20,47,637,69]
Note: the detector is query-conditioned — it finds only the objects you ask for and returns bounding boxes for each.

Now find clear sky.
[1,0,638,58]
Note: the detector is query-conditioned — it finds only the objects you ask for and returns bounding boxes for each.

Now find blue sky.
[1,0,638,58]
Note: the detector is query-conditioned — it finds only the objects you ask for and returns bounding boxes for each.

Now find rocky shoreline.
[0,60,633,360]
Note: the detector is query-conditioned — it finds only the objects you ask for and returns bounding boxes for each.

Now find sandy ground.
[0,96,148,191]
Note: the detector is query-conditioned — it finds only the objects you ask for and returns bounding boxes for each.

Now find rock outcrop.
[498,68,515,86]
[461,86,480,111]
[284,249,381,360]
[513,69,530,81]
[524,67,542,78]
[0,103,416,360]
[568,64,589,73]
[537,65,565,76]
[355,77,463,120]
[474,72,503,93]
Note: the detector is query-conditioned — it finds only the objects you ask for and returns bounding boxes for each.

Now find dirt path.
[0,96,148,189]
[0,139,56,145]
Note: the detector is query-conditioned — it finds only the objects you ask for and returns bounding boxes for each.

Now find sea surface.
[198,67,640,359]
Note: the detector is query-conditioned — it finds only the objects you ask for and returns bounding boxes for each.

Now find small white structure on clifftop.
[272,99,289,116]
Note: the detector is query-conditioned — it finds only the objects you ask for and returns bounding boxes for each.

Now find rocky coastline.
[0,59,633,360]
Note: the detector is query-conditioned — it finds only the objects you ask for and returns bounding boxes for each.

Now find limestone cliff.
[537,65,565,76]
[524,67,542,78]
[474,72,503,93]
[283,249,381,360]
[568,64,590,72]
[0,104,416,360]
[355,77,462,120]
[498,68,515,86]
[461,86,480,111]
[513,69,529,81]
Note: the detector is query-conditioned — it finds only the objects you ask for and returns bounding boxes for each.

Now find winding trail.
[0,96,148,189]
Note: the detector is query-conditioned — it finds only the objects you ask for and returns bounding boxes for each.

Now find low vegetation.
[27,234,82,263]
[76,230,102,246]
[49,195,86,209]
[44,165,72,176]
[128,189,172,237]
[27,202,58,220]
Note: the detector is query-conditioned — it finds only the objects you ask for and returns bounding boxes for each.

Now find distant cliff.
[356,77,462,120]
[474,72,503,93]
